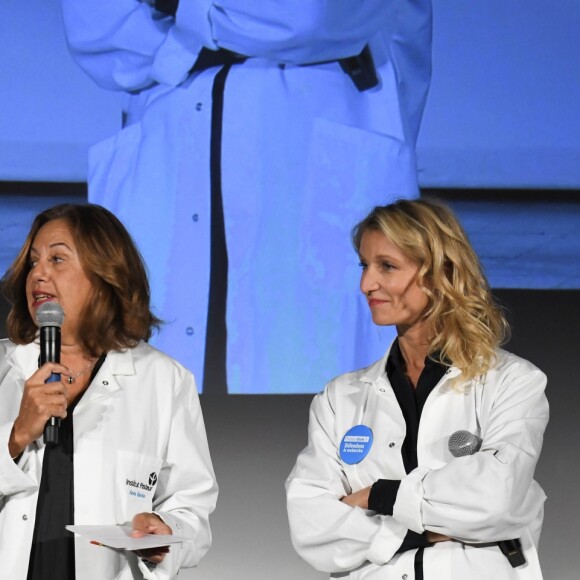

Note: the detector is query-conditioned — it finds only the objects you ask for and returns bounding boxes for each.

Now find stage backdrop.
[1,0,579,188]
[1,2,580,576]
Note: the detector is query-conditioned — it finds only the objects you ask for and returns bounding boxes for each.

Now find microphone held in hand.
[35,302,65,445]
[447,429,482,457]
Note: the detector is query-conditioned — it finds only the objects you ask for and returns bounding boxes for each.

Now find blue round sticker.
[340,425,373,465]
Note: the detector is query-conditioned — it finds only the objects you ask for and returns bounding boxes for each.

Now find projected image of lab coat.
[60,1,432,392]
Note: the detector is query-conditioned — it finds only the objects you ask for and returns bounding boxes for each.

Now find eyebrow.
[30,242,73,254]
[359,252,400,262]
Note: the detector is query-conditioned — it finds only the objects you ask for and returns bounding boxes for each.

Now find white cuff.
[0,422,38,496]
[151,0,216,86]
[392,466,430,534]
[366,514,408,566]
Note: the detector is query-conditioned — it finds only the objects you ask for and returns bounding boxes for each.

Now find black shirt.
[367,340,448,553]
[27,355,106,580]
[386,339,448,474]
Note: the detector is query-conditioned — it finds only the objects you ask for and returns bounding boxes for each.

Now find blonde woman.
[287,198,548,579]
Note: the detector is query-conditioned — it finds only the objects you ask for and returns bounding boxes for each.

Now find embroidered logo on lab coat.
[125,472,159,499]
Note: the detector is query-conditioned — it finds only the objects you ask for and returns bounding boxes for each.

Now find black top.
[386,339,448,474]
[27,355,106,580]
[367,339,448,553]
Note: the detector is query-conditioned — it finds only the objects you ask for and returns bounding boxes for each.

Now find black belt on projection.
[190,46,378,91]
[201,56,246,395]
[154,0,378,90]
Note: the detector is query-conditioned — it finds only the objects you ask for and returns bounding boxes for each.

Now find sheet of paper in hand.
[66,525,190,550]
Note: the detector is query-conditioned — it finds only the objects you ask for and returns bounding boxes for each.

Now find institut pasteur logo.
[126,472,159,499]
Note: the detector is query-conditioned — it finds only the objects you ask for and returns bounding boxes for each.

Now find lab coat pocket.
[88,122,142,213]
[116,449,162,522]
[301,118,417,258]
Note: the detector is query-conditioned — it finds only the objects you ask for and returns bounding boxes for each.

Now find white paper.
[66,525,190,550]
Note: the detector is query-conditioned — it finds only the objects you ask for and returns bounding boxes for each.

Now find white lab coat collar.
[3,339,139,381]
[2,339,143,412]
[358,340,462,388]
[74,345,141,413]
[100,346,137,377]
[4,340,38,381]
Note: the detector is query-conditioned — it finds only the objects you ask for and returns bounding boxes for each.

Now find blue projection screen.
[1,1,579,393]
[2,0,578,187]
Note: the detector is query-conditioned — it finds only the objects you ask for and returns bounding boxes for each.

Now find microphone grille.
[448,430,482,458]
[35,302,65,328]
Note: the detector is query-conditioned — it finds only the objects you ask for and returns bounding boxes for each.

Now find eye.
[358,261,368,270]
[28,258,38,268]
[380,261,395,271]
[49,254,64,264]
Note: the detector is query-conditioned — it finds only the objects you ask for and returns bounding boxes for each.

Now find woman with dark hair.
[287,198,548,579]
[0,204,217,579]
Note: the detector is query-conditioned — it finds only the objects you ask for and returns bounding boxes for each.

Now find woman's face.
[26,219,95,344]
[358,229,429,333]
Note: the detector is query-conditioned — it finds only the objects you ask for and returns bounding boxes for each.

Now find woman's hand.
[341,490,453,544]
[426,531,452,543]
[132,512,172,564]
[340,486,371,509]
[9,363,72,457]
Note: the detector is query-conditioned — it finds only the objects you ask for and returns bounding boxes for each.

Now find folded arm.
[60,0,402,90]
[286,386,408,574]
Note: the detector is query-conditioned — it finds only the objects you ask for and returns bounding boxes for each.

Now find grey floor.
[1,192,580,289]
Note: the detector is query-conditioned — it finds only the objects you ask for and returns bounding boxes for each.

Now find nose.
[360,267,379,295]
[29,259,49,283]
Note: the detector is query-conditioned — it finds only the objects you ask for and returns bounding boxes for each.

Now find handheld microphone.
[448,430,482,457]
[35,302,64,445]
[447,429,526,568]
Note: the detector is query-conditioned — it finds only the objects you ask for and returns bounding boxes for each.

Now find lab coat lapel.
[74,348,134,412]
[6,341,39,385]
[417,367,482,468]
[353,347,408,482]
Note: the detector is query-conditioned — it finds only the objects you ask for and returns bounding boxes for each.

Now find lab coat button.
[402,575,408,580]
[186,327,194,336]
[389,442,396,448]
[22,514,28,521]
[195,102,203,111]
[102,380,109,386]
[379,388,386,392]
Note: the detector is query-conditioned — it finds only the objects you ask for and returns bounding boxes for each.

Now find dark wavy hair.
[1,203,161,356]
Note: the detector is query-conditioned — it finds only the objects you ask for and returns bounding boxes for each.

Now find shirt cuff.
[392,466,430,534]
[368,479,401,516]
[396,530,431,554]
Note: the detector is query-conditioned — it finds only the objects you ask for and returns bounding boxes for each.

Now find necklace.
[67,358,98,384]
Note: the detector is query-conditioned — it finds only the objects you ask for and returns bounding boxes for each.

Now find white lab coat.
[0,339,217,580]
[286,343,549,579]
[59,0,432,392]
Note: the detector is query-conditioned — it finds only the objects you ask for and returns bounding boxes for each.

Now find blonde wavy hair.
[352,197,509,381]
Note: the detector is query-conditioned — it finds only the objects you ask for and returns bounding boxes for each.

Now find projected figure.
[287,198,548,579]
[59,1,432,393]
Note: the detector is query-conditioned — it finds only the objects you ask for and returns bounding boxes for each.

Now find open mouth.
[32,293,56,306]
